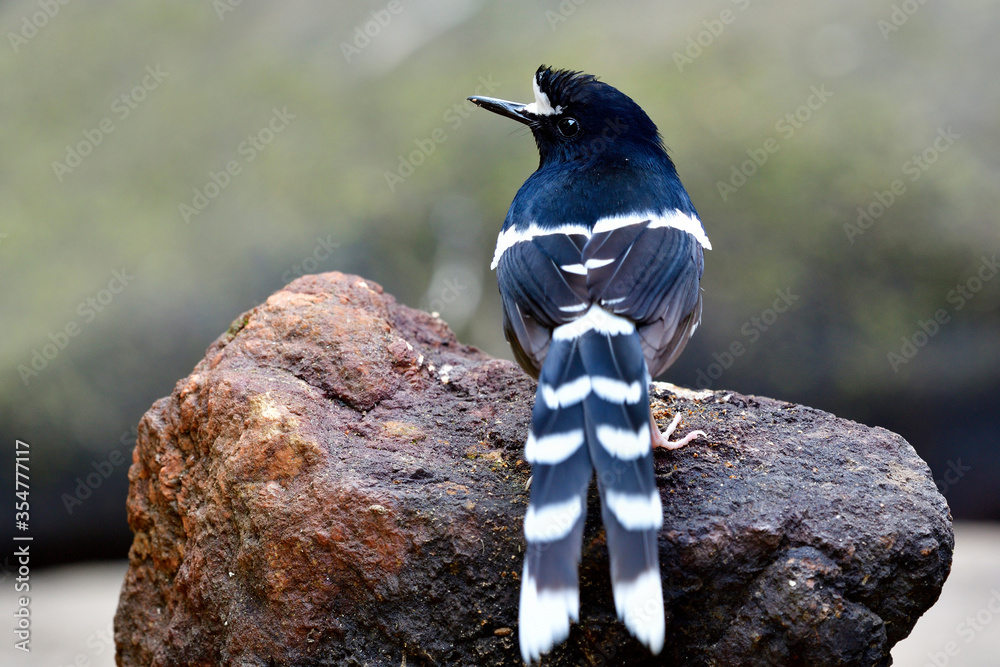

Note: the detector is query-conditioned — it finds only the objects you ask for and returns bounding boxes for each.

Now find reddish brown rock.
[115,272,952,666]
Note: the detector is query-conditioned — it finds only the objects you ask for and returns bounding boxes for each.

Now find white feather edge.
[518,566,579,663]
[594,210,712,250]
[591,377,643,404]
[522,495,582,542]
[522,73,563,116]
[491,222,589,270]
[524,428,585,465]
[540,376,592,409]
[552,305,635,341]
[612,568,666,655]
[605,488,663,531]
[595,422,651,460]
[539,375,642,409]
[491,210,710,270]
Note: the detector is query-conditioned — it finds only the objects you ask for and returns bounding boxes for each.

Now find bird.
[469,66,710,663]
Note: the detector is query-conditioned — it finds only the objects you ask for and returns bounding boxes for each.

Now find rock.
[115,272,953,667]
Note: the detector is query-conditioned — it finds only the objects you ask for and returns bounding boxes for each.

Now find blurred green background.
[1,0,997,566]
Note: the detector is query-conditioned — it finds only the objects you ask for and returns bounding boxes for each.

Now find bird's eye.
[557,117,580,137]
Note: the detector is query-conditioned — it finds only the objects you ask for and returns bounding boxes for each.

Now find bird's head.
[469,65,663,166]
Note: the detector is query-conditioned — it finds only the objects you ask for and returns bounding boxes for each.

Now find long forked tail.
[519,306,665,663]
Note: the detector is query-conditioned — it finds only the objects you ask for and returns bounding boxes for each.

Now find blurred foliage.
[0,0,998,561]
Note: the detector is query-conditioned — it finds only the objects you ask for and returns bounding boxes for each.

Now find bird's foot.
[651,413,706,451]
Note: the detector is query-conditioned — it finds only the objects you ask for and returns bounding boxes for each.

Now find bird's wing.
[494,212,706,378]
[496,227,591,377]
[582,216,705,377]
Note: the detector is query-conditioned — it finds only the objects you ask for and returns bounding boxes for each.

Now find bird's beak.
[468,96,533,125]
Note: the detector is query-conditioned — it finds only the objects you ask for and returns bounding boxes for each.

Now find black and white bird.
[469,66,710,663]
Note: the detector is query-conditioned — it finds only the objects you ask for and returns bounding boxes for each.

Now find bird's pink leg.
[650,412,706,450]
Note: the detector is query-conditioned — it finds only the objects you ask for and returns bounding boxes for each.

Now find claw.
[651,413,706,451]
